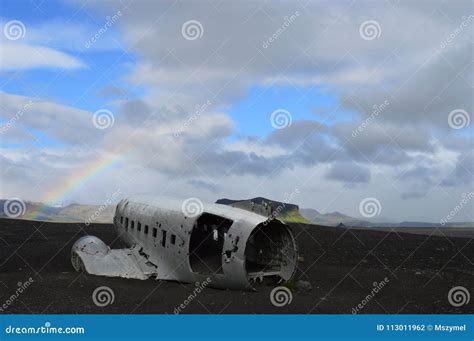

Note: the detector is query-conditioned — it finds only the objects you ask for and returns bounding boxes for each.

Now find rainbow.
[32,151,127,219]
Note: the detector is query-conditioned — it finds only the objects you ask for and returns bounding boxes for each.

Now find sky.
[0,0,472,223]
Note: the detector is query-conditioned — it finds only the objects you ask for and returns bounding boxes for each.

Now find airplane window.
[153,228,157,238]
[120,216,123,224]
[131,221,134,229]
[138,222,141,231]
[161,230,167,247]
[125,217,129,229]
[170,234,176,245]
[145,225,149,234]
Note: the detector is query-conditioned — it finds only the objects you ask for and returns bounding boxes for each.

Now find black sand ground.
[0,218,472,314]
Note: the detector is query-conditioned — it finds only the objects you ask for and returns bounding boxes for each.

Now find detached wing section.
[71,236,157,280]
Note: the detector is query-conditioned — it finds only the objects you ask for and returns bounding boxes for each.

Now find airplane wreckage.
[71,195,299,290]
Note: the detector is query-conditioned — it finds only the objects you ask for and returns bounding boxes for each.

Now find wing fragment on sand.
[71,236,157,280]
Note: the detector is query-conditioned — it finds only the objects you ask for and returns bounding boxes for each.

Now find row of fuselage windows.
[120,216,177,247]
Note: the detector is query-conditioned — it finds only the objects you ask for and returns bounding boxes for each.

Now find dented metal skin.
[71,195,299,290]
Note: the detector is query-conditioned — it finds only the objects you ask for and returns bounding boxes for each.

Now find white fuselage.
[107,195,299,289]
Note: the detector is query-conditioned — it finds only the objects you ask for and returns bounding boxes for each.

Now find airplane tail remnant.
[71,195,298,290]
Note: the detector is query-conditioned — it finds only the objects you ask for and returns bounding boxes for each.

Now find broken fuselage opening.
[189,213,233,275]
[245,220,298,284]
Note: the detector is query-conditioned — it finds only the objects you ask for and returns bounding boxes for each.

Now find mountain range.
[216,197,473,228]
[0,198,472,228]
[0,200,115,224]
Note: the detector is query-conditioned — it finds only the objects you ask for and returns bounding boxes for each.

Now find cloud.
[187,179,220,193]
[332,121,436,165]
[0,43,85,71]
[82,0,471,190]
[97,85,129,99]
[1,16,123,52]
[1,0,472,223]
[401,191,427,200]
[0,92,97,144]
[325,161,371,184]
[442,150,474,187]
[0,16,116,71]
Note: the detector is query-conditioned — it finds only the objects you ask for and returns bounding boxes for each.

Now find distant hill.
[382,221,474,228]
[299,208,473,228]
[0,200,114,224]
[300,208,372,227]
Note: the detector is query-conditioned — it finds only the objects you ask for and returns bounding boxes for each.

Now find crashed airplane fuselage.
[71,195,298,290]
